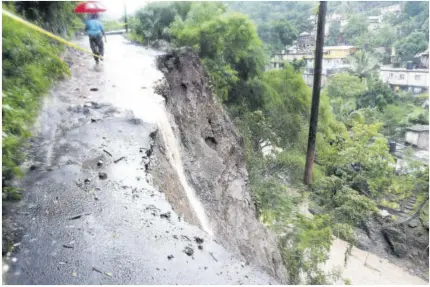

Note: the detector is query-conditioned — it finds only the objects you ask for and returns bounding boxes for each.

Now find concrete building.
[379,66,429,94]
[368,16,382,31]
[301,46,356,86]
[269,44,310,69]
[405,125,429,150]
[297,32,315,53]
[302,72,327,87]
[304,46,356,73]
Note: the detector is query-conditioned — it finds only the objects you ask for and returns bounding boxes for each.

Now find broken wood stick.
[114,156,125,163]
[209,252,218,262]
[68,213,92,220]
[103,149,113,157]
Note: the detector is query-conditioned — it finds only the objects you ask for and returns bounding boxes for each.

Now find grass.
[2,14,69,198]
[379,199,400,210]
[124,32,145,44]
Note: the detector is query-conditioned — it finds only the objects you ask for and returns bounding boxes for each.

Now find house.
[367,16,382,31]
[301,46,356,87]
[405,125,429,150]
[379,65,429,94]
[304,46,356,72]
[297,32,315,52]
[269,45,310,69]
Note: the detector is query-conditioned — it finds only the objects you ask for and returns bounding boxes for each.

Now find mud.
[2,35,278,285]
[154,47,288,282]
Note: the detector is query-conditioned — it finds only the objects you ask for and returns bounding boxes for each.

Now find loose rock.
[194,237,204,244]
[99,172,108,180]
[160,212,171,219]
[183,247,194,256]
[408,219,420,228]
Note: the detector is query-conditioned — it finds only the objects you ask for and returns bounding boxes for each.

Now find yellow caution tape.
[2,9,103,59]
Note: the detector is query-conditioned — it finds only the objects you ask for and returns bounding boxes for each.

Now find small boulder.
[98,172,108,180]
[408,219,420,228]
[194,237,204,244]
[183,247,194,256]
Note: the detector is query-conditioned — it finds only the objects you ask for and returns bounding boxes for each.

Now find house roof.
[299,32,310,36]
[415,48,429,57]
[406,125,429,132]
[323,46,355,50]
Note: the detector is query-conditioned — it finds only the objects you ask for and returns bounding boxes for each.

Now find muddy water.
[299,202,428,285]
[324,238,428,285]
[76,35,213,236]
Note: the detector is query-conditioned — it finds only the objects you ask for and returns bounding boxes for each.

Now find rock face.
[154,47,288,283]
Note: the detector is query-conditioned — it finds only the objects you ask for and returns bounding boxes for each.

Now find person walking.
[85,13,105,64]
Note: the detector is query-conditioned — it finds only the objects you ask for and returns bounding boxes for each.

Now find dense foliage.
[12,1,83,37]
[2,3,77,198]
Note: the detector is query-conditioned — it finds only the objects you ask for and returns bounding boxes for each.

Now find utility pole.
[304,1,327,186]
[124,0,128,33]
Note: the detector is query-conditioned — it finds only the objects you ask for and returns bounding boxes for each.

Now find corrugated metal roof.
[406,125,429,132]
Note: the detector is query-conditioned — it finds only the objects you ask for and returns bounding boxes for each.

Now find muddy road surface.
[2,35,278,285]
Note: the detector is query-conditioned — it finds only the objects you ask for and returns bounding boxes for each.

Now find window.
[399,74,405,80]
[415,75,421,81]
[389,73,393,78]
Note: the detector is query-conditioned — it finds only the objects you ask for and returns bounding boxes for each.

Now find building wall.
[405,130,420,147]
[405,130,429,150]
[305,57,349,74]
[379,68,429,90]
[302,73,327,87]
[418,131,429,150]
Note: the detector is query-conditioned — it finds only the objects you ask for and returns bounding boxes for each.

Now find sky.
[100,0,151,19]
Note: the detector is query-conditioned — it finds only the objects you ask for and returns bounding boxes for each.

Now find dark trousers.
[89,34,104,62]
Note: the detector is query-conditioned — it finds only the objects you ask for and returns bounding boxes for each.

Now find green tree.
[325,73,366,121]
[326,20,341,46]
[348,50,378,79]
[356,76,395,110]
[342,15,369,46]
[12,1,81,37]
[374,25,396,48]
[394,31,428,62]
[271,19,298,47]
[133,2,179,44]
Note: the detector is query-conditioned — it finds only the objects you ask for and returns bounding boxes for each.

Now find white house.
[405,125,429,150]
[379,66,429,94]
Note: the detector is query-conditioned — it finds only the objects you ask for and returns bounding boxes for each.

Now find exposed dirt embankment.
[153,47,287,283]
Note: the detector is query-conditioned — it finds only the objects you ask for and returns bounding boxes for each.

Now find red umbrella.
[74,2,107,14]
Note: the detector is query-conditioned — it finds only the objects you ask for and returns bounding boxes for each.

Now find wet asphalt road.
[3,35,278,285]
